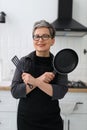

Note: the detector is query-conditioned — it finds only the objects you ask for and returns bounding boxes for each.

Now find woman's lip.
[37,44,45,47]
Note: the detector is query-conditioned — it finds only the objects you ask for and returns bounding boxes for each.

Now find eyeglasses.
[33,34,51,41]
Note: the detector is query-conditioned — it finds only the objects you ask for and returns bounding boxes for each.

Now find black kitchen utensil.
[53,48,79,75]
[11,55,23,72]
[11,55,33,89]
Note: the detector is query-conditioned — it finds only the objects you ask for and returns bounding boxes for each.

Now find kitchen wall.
[0,0,87,83]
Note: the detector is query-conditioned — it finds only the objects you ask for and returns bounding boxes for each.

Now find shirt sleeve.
[51,73,68,100]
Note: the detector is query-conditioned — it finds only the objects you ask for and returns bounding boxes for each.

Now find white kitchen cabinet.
[0,112,17,130]
[0,90,17,130]
[65,114,87,130]
[59,92,87,130]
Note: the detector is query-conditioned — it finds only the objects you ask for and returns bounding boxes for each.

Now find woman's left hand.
[22,73,35,86]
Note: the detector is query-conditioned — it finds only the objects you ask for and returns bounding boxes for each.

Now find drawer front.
[59,92,87,114]
[59,101,87,115]
[0,112,17,130]
[0,91,17,111]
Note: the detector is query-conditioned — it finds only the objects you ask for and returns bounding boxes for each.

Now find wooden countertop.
[68,88,87,92]
[0,86,11,91]
[0,86,87,92]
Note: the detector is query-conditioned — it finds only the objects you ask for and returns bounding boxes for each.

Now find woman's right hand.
[37,72,55,83]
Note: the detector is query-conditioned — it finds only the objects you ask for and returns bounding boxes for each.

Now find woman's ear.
[51,38,55,46]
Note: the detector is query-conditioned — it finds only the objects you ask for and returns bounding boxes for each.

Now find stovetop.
[68,80,87,88]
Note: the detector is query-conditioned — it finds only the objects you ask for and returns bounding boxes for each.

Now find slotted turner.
[11,55,24,72]
[11,55,33,89]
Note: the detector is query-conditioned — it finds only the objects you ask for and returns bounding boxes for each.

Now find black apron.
[17,52,63,130]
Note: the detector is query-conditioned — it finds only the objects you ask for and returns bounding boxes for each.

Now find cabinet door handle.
[76,102,83,105]
[0,122,2,125]
[63,119,64,130]
[0,100,2,103]
[74,102,83,111]
[68,120,70,130]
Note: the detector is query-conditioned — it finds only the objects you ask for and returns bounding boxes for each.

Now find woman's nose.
[39,37,43,41]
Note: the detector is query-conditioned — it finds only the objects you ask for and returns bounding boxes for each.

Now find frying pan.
[53,48,79,75]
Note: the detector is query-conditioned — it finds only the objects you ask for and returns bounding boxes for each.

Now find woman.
[11,20,68,130]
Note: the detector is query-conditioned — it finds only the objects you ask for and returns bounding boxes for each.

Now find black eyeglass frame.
[33,34,52,41]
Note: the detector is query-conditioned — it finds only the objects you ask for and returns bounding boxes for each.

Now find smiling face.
[33,27,55,57]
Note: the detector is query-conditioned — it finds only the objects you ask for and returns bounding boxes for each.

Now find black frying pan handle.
[53,70,57,75]
[27,83,33,89]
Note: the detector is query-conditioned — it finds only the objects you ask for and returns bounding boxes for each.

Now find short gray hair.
[32,20,55,38]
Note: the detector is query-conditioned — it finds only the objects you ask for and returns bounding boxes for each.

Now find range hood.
[52,0,87,37]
